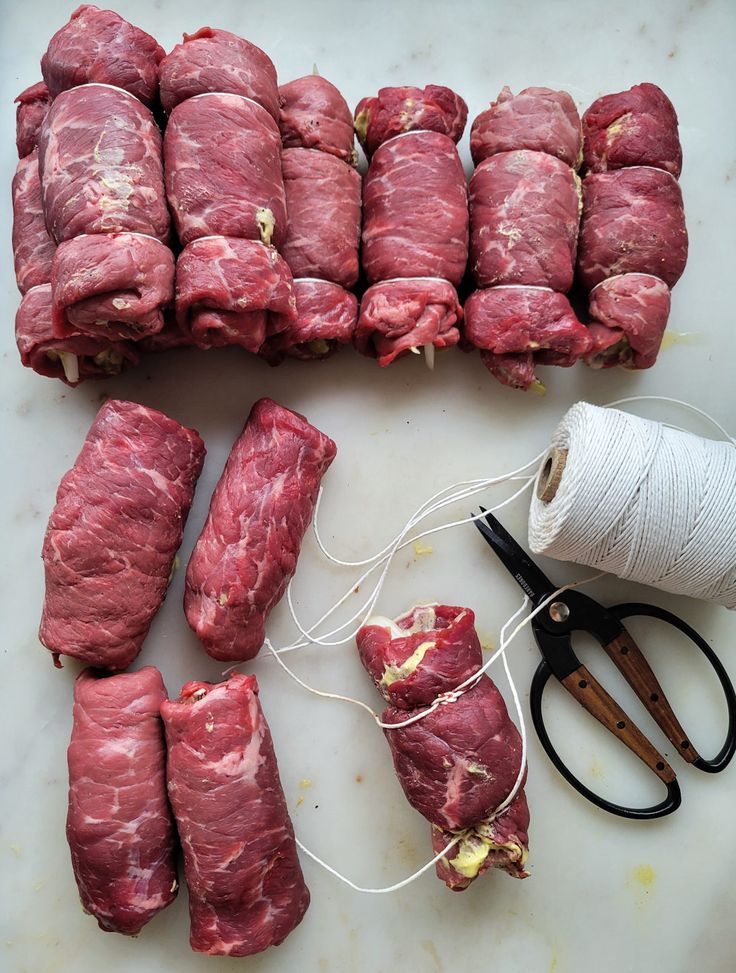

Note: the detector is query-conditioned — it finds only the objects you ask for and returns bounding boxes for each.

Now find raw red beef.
[356,603,529,890]
[38,84,169,244]
[139,311,194,354]
[583,83,682,177]
[16,284,138,385]
[463,285,592,391]
[354,85,468,157]
[67,667,177,935]
[263,278,358,362]
[161,674,310,956]
[281,148,361,288]
[159,27,279,118]
[362,131,469,286]
[15,81,51,158]
[577,167,688,290]
[356,278,462,366]
[586,273,671,369]
[279,75,355,163]
[470,86,582,168]
[52,233,175,341]
[383,675,524,830]
[185,398,336,662]
[469,149,581,290]
[12,151,56,294]
[357,604,483,709]
[431,790,530,890]
[40,399,205,670]
[41,5,164,106]
[164,93,286,247]
[175,237,296,351]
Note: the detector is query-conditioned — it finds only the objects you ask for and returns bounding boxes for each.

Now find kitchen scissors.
[473,507,736,820]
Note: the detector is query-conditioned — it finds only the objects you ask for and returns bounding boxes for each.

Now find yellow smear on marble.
[295,795,304,808]
[632,864,656,888]
[589,759,604,779]
[299,778,312,789]
[549,953,559,973]
[660,331,701,350]
[9,844,21,857]
[413,541,433,556]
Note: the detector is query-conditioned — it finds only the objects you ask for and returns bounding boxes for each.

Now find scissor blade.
[474,507,556,606]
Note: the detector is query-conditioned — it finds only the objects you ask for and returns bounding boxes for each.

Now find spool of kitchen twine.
[528,402,736,608]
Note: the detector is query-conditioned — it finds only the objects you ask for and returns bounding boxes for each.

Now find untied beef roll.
[279,75,356,163]
[354,84,468,158]
[12,150,56,295]
[15,81,51,158]
[261,278,358,363]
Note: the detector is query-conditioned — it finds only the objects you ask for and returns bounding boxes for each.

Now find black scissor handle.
[610,603,736,774]
[530,659,682,820]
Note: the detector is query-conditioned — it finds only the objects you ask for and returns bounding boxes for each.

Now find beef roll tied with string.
[262,279,358,363]
[279,75,355,163]
[354,85,468,158]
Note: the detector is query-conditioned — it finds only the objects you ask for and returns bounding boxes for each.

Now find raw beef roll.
[185,398,336,662]
[281,148,361,287]
[463,287,591,392]
[582,83,682,177]
[67,667,177,935]
[279,75,356,162]
[161,674,310,956]
[12,151,56,294]
[585,273,671,369]
[164,93,286,247]
[38,84,169,244]
[361,131,469,286]
[139,312,194,354]
[355,278,462,367]
[356,604,530,890]
[41,4,164,106]
[470,86,583,168]
[40,400,205,670]
[15,81,51,158]
[354,85,468,157]
[52,233,175,341]
[431,790,531,890]
[16,284,138,385]
[175,237,296,351]
[263,279,358,362]
[577,167,687,290]
[469,150,581,291]
[159,27,279,118]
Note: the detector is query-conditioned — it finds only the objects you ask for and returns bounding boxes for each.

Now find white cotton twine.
[528,401,736,609]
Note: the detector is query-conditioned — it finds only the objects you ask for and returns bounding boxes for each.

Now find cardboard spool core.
[537,447,568,503]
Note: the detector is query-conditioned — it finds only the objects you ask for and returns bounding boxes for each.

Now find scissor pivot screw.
[549,601,570,623]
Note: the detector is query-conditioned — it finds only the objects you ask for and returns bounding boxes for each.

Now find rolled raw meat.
[51,233,175,341]
[577,166,688,290]
[356,603,529,890]
[582,83,682,177]
[38,84,169,244]
[355,278,462,366]
[40,399,205,670]
[354,85,468,157]
[67,667,177,935]
[175,237,296,351]
[185,398,336,662]
[469,149,581,291]
[161,674,310,956]
[12,151,56,294]
[16,284,138,385]
[262,278,358,362]
[279,75,355,163]
[41,4,164,106]
[15,81,51,158]
[470,86,582,168]
[281,148,361,288]
[139,311,194,354]
[164,93,286,247]
[585,273,671,369]
[463,286,591,391]
[362,131,469,286]
[159,27,279,118]
[357,604,483,709]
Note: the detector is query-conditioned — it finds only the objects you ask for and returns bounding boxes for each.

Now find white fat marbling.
[1,1,735,972]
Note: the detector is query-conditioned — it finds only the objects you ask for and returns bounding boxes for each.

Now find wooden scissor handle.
[561,664,676,783]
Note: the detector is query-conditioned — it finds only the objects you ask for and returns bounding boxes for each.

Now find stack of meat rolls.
[160,28,296,353]
[354,85,468,367]
[578,83,687,369]
[465,87,592,391]
[262,74,360,362]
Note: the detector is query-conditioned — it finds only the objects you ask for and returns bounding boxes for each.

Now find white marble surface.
[1,1,736,971]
